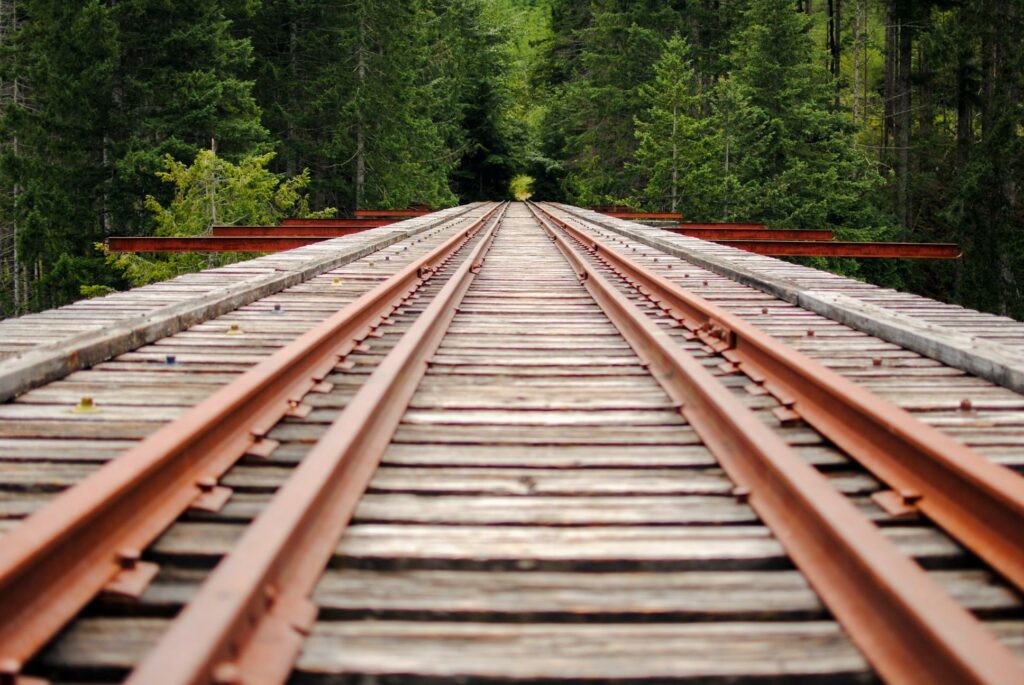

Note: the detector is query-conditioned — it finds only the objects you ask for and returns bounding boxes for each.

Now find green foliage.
[0,0,267,312]
[106,0,269,233]
[240,0,520,210]
[632,34,704,214]
[103,149,333,287]
[1,0,529,313]
[0,0,121,311]
[721,0,889,233]
[3,0,1020,319]
[79,284,117,299]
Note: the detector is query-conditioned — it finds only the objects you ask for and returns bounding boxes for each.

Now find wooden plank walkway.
[0,205,480,401]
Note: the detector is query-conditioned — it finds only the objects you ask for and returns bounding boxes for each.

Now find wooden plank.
[132,522,967,571]
[101,568,1021,619]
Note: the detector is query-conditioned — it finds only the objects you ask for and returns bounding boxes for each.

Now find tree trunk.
[286,15,297,178]
[670,104,678,213]
[896,12,912,226]
[827,0,841,82]
[355,18,366,210]
[883,5,896,155]
[851,0,860,122]
[955,39,973,170]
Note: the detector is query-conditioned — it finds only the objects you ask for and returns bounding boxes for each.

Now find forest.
[0,0,1021,319]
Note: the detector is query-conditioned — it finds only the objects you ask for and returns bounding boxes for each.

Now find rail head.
[528,201,1024,685]
[125,203,509,685]
[0,203,504,676]
[0,204,482,403]
[553,203,1024,394]
[538,203,1024,596]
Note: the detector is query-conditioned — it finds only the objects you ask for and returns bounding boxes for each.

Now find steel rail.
[280,218,395,227]
[526,202,1022,685]
[604,211,682,219]
[679,222,766,229]
[0,203,502,677]
[536,202,1024,595]
[127,203,508,685]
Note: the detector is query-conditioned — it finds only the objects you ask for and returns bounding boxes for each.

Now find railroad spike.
[71,395,99,414]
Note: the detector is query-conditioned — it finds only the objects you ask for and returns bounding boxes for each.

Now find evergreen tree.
[106,0,267,233]
[632,34,703,214]
[240,0,353,208]
[439,0,520,201]
[562,1,682,203]
[701,76,764,220]
[0,0,119,311]
[718,0,888,233]
[0,0,266,312]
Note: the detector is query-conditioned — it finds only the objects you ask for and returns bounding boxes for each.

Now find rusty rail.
[679,222,766,229]
[604,211,682,219]
[528,202,1024,685]
[0,204,502,677]
[127,202,508,684]
[537,202,1024,595]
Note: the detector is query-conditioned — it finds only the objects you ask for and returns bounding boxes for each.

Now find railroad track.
[0,202,1022,683]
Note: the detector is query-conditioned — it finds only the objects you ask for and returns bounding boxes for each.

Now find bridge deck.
[0,202,1022,683]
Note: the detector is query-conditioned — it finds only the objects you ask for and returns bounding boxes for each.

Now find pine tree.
[0,0,266,311]
[241,1,356,209]
[632,34,703,214]
[0,0,119,310]
[563,1,668,203]
[106,0,267,233]
[720,0,887,233]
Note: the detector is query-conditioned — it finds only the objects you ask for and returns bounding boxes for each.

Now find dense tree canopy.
[0,0,1020,319]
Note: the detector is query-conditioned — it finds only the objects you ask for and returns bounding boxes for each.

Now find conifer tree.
[633,34,703,214]
[717,0,887,232]
[0,0,118,310]
[0,0,266,310]
[563,1,666,203]
[106,0,267,232]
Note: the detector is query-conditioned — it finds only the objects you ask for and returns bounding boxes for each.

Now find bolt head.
[118,548,141,569]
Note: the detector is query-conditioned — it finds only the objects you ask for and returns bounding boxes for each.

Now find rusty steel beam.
[529,202,1024,684]
[717,240,961,259]
[107,236,326,252]
[604,211,682,219]
[281,218,395,227]
[128,203,508,685]
[213,226,370,237]
[353,209,430,217]
[673,228,834,241]
[679,222,766,229]
[0,204,503,677]
[542,203,1024,595]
